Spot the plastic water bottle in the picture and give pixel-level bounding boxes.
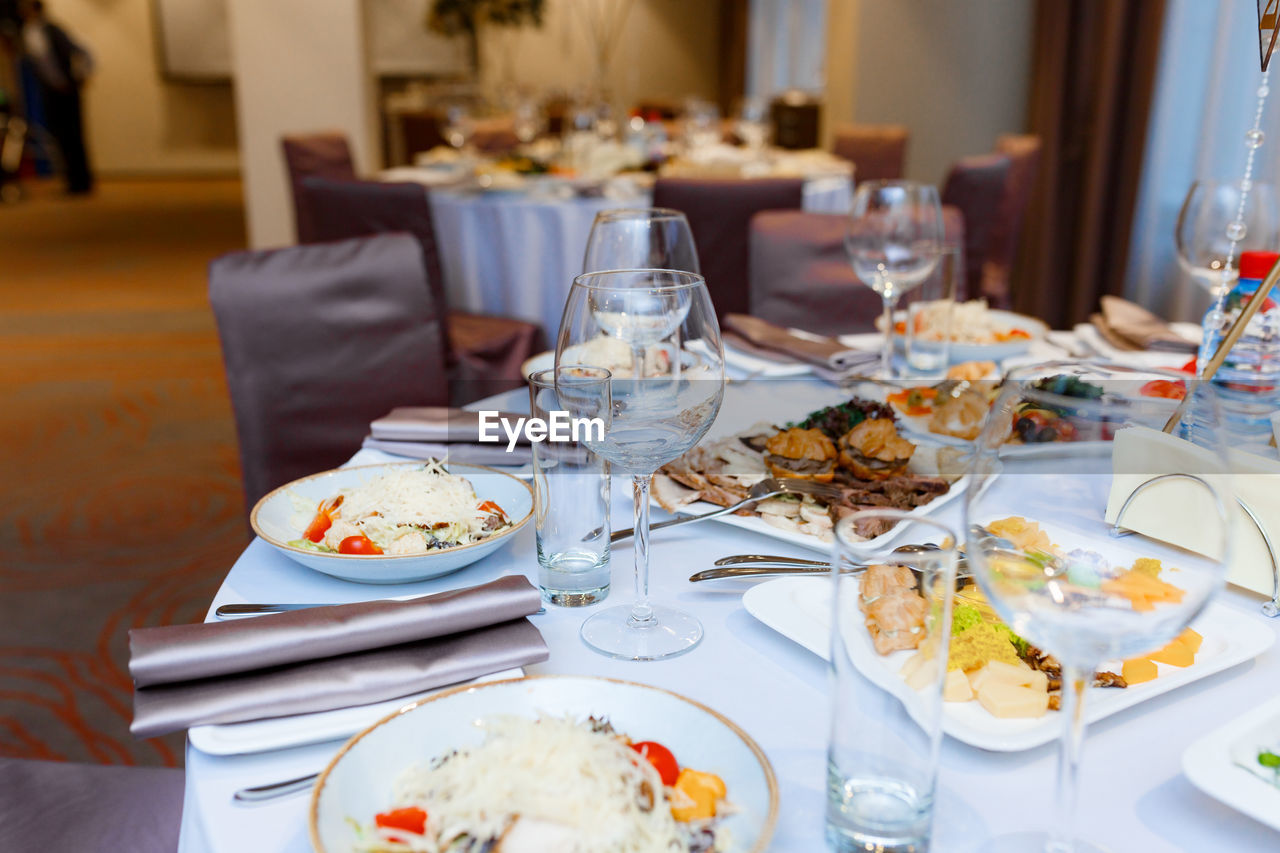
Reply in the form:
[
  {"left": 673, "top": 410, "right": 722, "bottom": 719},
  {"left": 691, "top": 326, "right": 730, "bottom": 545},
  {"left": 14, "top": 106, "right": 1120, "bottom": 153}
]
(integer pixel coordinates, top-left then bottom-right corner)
[{"left": 1198, "top": 250, "right": 1280, "bottom": 454}]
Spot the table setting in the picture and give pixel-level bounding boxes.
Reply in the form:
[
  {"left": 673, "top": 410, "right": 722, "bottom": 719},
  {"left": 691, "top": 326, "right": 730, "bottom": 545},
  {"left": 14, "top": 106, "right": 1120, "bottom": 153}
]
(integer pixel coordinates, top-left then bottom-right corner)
[{"left": 163, "top": 176, "right": 1280, "bottom": 853}]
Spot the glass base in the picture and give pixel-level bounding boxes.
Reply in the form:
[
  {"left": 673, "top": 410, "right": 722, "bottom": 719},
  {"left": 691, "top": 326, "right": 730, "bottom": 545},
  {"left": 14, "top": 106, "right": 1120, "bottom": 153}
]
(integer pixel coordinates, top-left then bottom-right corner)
[
  {"left": 579, "top": 603, "right": 703, "bottom": 661},
  {"left": 541, "top": 584, "right": 610, "bottom": 607},
  {"left": 977, "top": 832, "right": 1109, "bottom": 853}
]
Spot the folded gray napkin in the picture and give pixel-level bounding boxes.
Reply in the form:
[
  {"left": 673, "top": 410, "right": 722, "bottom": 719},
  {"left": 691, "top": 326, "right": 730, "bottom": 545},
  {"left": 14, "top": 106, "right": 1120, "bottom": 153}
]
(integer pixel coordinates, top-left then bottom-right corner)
[
  {"left": 129, "top": 575, "right": 547, "bottom": 738},
  {"left": 1097, "top": 296, "right": 1198, "bottom": 353},
  {"left": 722, "top": 314, "right": 876, "bottom": 371},
  {"left": 370, "top": 407, "right": 533, "bottom": 444}
]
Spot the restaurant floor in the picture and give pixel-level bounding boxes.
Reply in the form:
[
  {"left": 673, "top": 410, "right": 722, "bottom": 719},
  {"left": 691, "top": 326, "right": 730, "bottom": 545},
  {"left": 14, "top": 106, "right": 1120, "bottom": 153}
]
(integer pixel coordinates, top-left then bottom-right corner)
[{"left": 0, "top": 177, "right": 249, "bottom": 767}]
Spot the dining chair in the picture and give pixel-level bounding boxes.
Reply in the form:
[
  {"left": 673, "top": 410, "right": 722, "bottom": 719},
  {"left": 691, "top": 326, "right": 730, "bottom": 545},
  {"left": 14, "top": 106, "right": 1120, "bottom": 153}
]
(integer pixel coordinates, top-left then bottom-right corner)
[
  {"left": 0, "top": 758, "right": 184, "bottom": 853},
  {"left": 981, "top": 134, "right": 1043, "bottom": 308},
  {"left": 831, "top": 124, "right": 909, "bottom": 184},
  {"left": 748, "top": 208, "right": 968, "bottom": 337},
  {"left": 209, "top": 232, "right": 450, "bottom": 512},
  {"left": 296, "top": 176, "right": 548, "bottom": 404},
  {"left": 279, "top": 131, "right": 358, "bottom": 242},
  {"left": 940, "top": 152, "right": 1013, "bottom": 306},
  {"left": 652, "top": 177, "right": 805, "bottom": 320}
]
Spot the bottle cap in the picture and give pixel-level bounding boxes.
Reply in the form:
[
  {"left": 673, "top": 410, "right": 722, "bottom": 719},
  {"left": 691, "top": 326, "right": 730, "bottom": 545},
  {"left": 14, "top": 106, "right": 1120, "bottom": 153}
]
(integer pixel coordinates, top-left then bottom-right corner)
[{"left": 1238, "top": 251, "right": 1280, "bottom": 280}]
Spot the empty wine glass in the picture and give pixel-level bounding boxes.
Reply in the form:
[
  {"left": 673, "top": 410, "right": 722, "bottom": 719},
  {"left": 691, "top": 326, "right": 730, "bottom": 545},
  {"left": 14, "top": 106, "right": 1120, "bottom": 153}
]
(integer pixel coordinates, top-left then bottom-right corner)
[
  {"left": 443, "top": 103, "right": 475, "bottom": 152},
  {"left": 845, "top": 181, "right": 944, "bottom": 378},
  {"left": 1175, "top": 179, "right": 1279, "bottom": 297},
  {"left": 583, "top": 208, "right": 700, "bottom": 274},
  {"left": 555, "top": 269, "right": 725, "bottom": 660},
  {"left": 735, "top": 96, "right": 770, "bottom": 155},
  {"left": 964, "top": 362, "right": 1231, "bottom": 852}
]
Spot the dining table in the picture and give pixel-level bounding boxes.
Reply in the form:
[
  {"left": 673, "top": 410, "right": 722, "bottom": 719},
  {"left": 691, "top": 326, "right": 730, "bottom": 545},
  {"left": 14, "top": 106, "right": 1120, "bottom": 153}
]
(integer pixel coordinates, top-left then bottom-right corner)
[
  {"left": 176, "top": 333, "right": 1280, "bottom": 853},
  {"left": 380, "top": 168, "right": 853, "bottom": 337}
]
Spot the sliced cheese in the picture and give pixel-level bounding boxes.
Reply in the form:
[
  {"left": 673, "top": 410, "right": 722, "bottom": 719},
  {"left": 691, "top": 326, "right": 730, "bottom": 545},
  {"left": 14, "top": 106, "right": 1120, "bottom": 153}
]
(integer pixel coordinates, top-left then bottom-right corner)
[
  {"left": 943, "top": 668, "right": 974, "bottom": 702},
  {"left": 977, "top": 682, "right": 1050, "bottom": 719}
]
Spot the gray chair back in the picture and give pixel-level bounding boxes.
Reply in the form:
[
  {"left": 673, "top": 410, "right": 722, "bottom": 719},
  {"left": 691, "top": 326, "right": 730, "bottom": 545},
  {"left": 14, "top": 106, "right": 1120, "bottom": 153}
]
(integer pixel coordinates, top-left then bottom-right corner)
[
  {"left": 209, "top": 233, "right": 449, "bottom": 512},
  {"left": 280, "top": 131, "right": 357, "bottom": 242}
]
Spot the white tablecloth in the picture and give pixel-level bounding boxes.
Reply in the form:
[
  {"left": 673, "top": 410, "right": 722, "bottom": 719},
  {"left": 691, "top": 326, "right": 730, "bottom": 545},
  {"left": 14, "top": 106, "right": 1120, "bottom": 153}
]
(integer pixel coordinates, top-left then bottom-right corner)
[
  {"left": 423, "top": 176, "right": 852, "bottom": 337},
  {"left": 178, "top": 370, "right": 1280, "bottom": 853}
]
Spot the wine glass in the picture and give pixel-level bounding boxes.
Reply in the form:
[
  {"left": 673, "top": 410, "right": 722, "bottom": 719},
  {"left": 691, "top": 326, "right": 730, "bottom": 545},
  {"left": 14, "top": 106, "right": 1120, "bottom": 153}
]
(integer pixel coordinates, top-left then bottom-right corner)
[
  {"left": 1175, "top": 179, "right": 1279, "bottom": 297},
  {"left": 555, "top": 269, "right": 725, "bottom": 660},
  {"left": 964, "top": 363, "right": 1232, "bottom": 852},
  {"left": 583, "top": 208, "right": 700, "bottom": 274},
  {"left": 735, "top": 96, "right": 770, "bottom": 155},
  {"left": 845, "top": 181, "right": 944, "bottom": 378},
  {"left": 443, "top": 103, "right": 474, "bottom": 152}
]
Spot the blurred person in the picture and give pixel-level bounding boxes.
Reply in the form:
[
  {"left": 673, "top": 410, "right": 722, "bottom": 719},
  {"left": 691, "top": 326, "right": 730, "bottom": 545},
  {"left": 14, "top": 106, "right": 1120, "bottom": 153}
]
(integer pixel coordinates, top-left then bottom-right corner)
[{"left": 20, "top": 0, "right": 91, "bottom": 193}]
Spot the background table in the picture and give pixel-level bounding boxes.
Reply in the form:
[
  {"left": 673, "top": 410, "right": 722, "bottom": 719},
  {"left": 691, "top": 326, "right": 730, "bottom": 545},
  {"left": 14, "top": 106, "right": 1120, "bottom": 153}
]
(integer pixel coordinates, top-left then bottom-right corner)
[
  {"left": 178, "top": 368, "right": 1280, "bottom": 853},
  {"left": 418, "top": 175, "right": 852, "bottom": 336}
]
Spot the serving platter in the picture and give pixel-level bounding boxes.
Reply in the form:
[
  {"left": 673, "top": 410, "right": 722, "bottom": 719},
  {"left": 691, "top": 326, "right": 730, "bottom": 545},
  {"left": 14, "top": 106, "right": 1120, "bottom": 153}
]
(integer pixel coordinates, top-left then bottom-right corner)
[
  {"left": 744, "top": 576, "right": 1274, "bottom": 752},
  {"left": 1183, "top": 693, "right": 1280, "bottom": 833},
  {"left": 310, "top": 675, "right": 778, "bottom": 853},
  {"left": 251, "top": 462, "right": 533, "bottom": 584}
]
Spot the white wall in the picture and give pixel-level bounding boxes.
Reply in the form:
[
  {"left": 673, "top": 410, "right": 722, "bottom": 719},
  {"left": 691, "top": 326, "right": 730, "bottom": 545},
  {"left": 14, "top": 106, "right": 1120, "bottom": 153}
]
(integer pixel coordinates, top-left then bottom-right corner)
[
  {"left": 227, "top": 0, "right": 380, "bottom": 248},
  {"left": 42, "top": 0, "right": 239, "bottom": 175},
  {"left": 824, "top": 0, "right": 1034, "bottom": 185}
]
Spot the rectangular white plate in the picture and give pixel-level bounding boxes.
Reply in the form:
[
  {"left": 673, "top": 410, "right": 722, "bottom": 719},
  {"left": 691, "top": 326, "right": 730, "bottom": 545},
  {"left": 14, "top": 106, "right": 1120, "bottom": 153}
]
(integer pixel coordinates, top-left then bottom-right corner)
[
  {"left": 666, "top": 476, "right": 966, "bottom": 555},
  {"left": 1183, "top": 694, "right": 1280, "bottom": 832},
  {"left": 188, "top": 668, "right": 524, "bottom": 756},
  {"left": 743, "top": 576, "right": 1274, "bottom": 752}
]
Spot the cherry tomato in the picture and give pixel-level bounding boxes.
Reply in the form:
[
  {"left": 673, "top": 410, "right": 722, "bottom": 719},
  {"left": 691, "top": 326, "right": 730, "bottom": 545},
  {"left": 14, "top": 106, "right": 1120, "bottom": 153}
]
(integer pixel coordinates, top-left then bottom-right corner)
[
  {"left": 631, "top": 741, "right": 680, "bottom": 786},
  {"left": 1139, "top": 379, "right": 1186, "bottom": 400},
  {"left": 338, "top": 535, "right": 383, "bottom": 555},
  {"left": 375, "top": 807, "right": 426, "bottom": 835}
]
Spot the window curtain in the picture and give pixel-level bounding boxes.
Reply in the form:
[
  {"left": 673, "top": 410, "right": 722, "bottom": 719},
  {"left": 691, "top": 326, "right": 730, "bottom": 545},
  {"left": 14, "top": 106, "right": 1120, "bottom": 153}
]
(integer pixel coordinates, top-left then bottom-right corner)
[
  {"left": 1126, "top": 0, "right": 1278, "bottom": 322},
  {"left": 1014, "top": 0, "right": 1167, "bottom": 329}
]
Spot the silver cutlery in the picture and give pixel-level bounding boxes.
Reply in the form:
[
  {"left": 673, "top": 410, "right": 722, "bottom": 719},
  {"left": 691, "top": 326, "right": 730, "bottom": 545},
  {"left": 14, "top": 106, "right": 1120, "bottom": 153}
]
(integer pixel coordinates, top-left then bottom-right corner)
[
  {"left": 692, "top": 543, "right": 971, "bottom": 583},
  {"left": 608, "top": 477, "right": 844, "bottom": 543},
  {"left": 233, "top": 772, "right": 318, "bottom": 805}
]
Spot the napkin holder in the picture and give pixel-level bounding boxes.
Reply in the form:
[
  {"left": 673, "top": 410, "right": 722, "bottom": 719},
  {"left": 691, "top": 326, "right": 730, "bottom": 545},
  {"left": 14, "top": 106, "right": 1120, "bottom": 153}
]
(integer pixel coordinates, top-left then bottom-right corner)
[{"left": 1105, "top": 427, "right": 1280, "bottom": 618}]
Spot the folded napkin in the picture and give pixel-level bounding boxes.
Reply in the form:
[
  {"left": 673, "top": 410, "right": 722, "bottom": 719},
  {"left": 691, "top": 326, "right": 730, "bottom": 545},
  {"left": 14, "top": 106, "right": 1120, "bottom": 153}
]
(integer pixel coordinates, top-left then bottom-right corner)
[
  {"left": 370, "top": 407, "right": 532, "bottom": 444},
  {"left": 722, "top": 314, "right": 876, "bottom": 372},
  {"left": 1094, "top": 296, "right": 1198, "bottom": 353},
  {"left": 361, "top": 436, "right": 533, "bottom": 466},
  {"left": 130, "top": 575, "right": 547, "bottom": 738}
]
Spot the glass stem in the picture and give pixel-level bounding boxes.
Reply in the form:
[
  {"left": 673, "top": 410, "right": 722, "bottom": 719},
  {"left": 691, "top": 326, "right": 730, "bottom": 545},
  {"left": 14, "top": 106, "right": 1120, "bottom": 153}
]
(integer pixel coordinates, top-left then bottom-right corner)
[
  {"left": 880, "top": 290, "right": 895, "bottom": 379},
  {"left": 629, "top": 473, "right": 655, "bottom": 627},
  {"left": 1049, "top": 664, "right": 1089, "bottom": 853}
]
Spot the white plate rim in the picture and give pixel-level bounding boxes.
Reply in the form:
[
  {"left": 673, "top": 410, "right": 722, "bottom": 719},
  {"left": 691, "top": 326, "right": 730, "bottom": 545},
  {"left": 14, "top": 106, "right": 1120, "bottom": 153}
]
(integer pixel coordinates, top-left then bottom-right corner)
[
  {"left": 743, "top": 576, "right": 1275, "bottom": 752},
  {"left": 250, "top": 461, "right": 533, "bottom": 563},
  {"left": 1182, "top": 693, "right": 1280, "bottom": 832},
  {"left": 307, "top": 674, "right": 781, "bottom": 853}
]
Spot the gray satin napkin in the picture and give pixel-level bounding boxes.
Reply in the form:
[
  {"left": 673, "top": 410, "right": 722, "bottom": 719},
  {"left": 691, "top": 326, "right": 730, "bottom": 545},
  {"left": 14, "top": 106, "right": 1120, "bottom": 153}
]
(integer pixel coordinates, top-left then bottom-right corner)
[
  {"left": 131, "top": 619, "right": 546, "bottom": 738},
  {"left": 722, "top": 314, "right": 875, "bottom": 371},
  {"left": 128, "top": 575, "right": 547, "bottom": 737}
]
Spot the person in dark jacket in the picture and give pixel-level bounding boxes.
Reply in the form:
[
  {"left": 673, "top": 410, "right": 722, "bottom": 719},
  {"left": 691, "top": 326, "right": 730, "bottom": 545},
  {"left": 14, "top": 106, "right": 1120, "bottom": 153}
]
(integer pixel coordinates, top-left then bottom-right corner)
[{"left": 21, "top": 0, "right": 91, "bottom": 193}]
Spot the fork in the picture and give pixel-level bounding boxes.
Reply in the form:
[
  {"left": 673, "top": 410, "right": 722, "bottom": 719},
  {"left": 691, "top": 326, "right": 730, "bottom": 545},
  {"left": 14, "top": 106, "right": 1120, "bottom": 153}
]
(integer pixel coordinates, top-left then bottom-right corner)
[{"left": 609, "top": 477, "right": 844, "bottom": 543}]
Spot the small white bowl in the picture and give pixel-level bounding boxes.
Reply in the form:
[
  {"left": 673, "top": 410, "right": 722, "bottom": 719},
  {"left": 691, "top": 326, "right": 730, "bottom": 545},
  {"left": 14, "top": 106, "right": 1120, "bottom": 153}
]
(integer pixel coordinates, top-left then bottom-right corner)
[
  {"left": 250, "top": 462, "right": 533, "bottom": 584},
  {"left": 310, "top": 675, "right": 779, "bottom": 853}
]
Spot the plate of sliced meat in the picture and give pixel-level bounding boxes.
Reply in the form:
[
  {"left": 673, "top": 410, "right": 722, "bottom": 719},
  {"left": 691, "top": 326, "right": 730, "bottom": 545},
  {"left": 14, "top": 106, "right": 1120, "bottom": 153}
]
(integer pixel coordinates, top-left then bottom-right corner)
[{"left": 652, "top": 397, "right": 968, "bottom": 552}]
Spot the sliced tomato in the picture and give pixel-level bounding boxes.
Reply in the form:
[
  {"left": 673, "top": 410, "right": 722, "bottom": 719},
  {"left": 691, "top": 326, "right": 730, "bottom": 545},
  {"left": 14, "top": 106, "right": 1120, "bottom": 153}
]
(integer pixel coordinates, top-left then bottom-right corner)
[
  {"left": 1177, "top": 358, "right": 1198, "bottom": 374},
  {"left": 477, "top": 500, "right": 508, "bottom": 520},
  {"left": 338, "top": 535, "right": 383, "bottom": 555},
  {"left": 1139, "top": 379, "right": 1186, "bottom": 400},
  {"left": 375, "top": 806, "right": 426, "bottom": 835},
  {"left": 631, "top": 740, "right": 680, "bottom": 786},
  {"left": 995, "top": 328, "right": 1032, "bottom": 342},
  {"left": 303, "top": 511, "right": 332, "bottom": 543}
]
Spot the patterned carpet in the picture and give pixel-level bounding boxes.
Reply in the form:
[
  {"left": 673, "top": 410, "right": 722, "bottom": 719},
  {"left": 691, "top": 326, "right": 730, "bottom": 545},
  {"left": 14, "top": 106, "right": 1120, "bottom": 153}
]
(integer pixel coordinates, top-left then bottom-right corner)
[{"left": 0, "top": 179, "right": 250, "bottom": 766}]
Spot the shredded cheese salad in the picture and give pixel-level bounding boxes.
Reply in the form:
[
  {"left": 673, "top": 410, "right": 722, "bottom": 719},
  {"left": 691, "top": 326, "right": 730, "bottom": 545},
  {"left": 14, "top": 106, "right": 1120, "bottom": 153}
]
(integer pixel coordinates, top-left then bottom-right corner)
[
  {"left": 357, "top": 715, "right": 733, "bottom": 853},
  {"left": 288, "top": 462, "right": 511, "bottom": 556}
]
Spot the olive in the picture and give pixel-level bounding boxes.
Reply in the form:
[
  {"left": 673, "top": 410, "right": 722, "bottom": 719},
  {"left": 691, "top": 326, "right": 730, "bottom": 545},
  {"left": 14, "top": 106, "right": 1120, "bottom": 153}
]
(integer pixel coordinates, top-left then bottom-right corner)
[{"left": 1037, "top": 425, "right": 1059, "bottom": 443}]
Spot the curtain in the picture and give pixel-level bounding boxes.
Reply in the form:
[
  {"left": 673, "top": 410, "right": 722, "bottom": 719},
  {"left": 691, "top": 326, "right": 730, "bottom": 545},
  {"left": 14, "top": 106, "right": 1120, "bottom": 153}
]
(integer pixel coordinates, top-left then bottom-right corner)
[
  {"left": 1126, "top": 0, "right": 1278, "bottom": 322},
  {"left": 1014, "top": 0, "right": 1167, "bottom": 329}
]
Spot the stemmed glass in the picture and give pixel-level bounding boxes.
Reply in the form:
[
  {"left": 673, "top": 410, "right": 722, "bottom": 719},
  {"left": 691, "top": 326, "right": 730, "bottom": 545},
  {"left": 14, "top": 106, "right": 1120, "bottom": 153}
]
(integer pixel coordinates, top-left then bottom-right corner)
[
  {"left": 845, "top": 181, "right": 944, "bottom": 378},
  {"left": 1175, "top": 179, "right": 1279, "bottom": 297},
  {"left": 443, "top": 103, "right": 475, "bottom": 153},
  {"left": 555, "top": 269, "right": 725, "bottom": 660},
  {"left": 583, "top": 208, "right": 700, "bottom": 274},
  {"left": 964, "top": 363, "right": 1232, "bottom": 852}
]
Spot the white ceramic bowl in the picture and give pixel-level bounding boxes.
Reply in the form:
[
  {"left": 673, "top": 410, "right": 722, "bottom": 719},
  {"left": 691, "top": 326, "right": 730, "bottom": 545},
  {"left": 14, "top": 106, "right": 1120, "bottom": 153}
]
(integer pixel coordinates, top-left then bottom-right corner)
[
  {"left": 310, "top": 676, "right": 779, "bottom": 853},
  {"left": 250, "top": 462, "right": 533, "bottom": 584}
]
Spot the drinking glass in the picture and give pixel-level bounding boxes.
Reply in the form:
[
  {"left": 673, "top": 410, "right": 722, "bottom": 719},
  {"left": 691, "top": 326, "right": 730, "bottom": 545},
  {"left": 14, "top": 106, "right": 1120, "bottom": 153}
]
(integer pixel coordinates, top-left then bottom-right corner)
[
  {"left": 1175, "top": 179, "right": 1279, "bottom": 297},
  {"left": 846, "top": 181, "right": 944, "bottom": 379},
  {"left": 826, "top": 511, "right": 957, "bottom": 853},
  {"left": 735, "top": 95, "right": 770, "bottom": 155},
  {"left": 964, "top": 362, "right": 1232, "bottom": 853},
  {"left": 528, "top": 367, "right": 612, "bottom": 606},
  {"left": 555, "top": 269, "right": 725, "bottom": 660},
  {"left": 443, "top": 103, "right": 474, "bottom": 152},
  {"left": 513, "top": 97, "right": 544, "bottom": 145},
  {"left": 582, "top": 208, "right": 700, "bottom": 274},
  {"left": 900, "top": 244, "right": 962, "bottom": 377}
]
